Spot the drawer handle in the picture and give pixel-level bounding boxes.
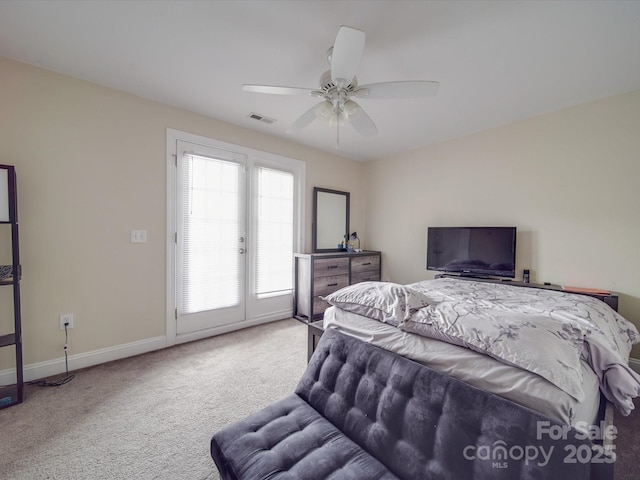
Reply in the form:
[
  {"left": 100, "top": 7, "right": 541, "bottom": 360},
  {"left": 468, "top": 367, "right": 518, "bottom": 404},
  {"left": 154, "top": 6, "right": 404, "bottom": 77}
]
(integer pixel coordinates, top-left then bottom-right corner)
[
  {"left": 327, "top": 283, "right": 338, "bottom": 287},
  {"left": 361, "top": 262, "right": 371, "bottom": 266},
  {"left": 327, "top": 265, "right": 338, "bottom": 269}
]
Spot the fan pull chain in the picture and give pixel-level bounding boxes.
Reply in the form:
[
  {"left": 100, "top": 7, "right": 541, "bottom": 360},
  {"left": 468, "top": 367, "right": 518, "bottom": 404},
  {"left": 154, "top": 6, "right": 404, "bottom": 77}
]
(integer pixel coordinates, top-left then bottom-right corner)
[{"left": 335, "top": 111, "right": 340, "bottom": 149}]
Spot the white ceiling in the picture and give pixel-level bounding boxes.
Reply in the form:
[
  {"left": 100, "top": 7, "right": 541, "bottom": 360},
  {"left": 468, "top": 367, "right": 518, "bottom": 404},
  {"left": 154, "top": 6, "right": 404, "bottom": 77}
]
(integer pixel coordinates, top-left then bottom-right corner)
[{"left": 1, "top": 1, "right": 640, "bottom": 161}]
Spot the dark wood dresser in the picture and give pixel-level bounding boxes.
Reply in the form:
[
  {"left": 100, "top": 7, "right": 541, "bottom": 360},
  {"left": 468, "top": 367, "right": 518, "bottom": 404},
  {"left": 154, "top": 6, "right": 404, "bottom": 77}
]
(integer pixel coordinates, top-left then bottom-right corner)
[{"left": 294, "top": 251, "right": 381, "bottom": 322}]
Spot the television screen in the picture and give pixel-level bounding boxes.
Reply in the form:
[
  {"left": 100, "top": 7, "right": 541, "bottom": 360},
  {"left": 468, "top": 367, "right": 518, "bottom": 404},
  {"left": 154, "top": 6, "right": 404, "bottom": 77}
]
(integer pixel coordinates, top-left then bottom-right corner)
[{"left": 427, "top": 227, "right": 516, "bottom": 278}]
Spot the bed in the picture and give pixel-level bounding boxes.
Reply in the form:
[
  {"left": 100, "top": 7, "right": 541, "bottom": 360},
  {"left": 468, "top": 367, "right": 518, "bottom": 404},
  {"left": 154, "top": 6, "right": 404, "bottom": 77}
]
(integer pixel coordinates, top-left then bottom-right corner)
[{"left": 322, "top": 277, "right": 640, "bottom": 430}]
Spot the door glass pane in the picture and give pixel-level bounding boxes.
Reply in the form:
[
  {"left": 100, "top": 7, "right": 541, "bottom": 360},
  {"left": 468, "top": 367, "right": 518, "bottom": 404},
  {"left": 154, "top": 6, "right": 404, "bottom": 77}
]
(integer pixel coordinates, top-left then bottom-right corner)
[
  {"left": 182, "top": 154, "right": 242, "bottom": 313},
  {"left": 255, "top": 167, "right": 294, "bottom": 296}
]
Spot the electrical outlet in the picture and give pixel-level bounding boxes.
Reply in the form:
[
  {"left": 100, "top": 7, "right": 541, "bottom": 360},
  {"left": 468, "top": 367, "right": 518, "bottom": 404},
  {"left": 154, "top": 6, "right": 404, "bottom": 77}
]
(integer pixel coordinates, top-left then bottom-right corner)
[{"left": 60, "top": 313, "right": 74, "bottom": 330}]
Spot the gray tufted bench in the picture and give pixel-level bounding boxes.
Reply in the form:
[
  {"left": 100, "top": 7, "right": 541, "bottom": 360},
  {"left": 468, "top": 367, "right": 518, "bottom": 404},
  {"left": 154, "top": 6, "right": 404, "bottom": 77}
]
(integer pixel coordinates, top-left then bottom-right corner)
[{"left": 211, "top": 328, "right": 596, "bottom": 479}]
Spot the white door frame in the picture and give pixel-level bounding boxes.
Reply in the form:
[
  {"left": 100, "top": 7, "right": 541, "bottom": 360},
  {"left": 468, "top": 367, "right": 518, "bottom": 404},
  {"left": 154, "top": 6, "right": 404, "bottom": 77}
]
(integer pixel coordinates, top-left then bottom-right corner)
[{"left": 166, "top": 129, "right": 305, "bottom": 346}]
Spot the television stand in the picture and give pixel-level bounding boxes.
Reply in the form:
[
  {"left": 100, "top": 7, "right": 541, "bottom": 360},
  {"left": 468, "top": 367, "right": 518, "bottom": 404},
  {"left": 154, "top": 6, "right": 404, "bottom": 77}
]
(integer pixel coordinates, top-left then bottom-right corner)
[
  {"left": 458, "top": 273, "right": 491, "bottom": 280},
  {"left": 434, "top": 273, "right": 619, "bottom": 312}
]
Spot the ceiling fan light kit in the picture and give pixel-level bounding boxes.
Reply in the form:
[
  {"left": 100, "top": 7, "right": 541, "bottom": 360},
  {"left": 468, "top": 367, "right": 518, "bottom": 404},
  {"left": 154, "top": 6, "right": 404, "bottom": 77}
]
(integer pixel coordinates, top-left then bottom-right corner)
[
  {"left": 314, "top": 100, "right": 334, "bottom": 122},
  {"left": 242, "top": 25, "right": 439, "bottom": 147}
]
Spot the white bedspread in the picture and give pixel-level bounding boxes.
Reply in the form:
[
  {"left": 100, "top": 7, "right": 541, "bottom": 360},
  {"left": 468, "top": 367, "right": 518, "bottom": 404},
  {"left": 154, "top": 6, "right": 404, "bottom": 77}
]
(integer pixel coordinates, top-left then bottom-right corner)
[
  {"left": 403, "top": 278, "right": 640, "bottom": 415},
  {"left": 322, "top": 278, "right": 640, "bottom": 424},
  {"left": 324, "top": 305, "right": 601, "bottom": 426}
]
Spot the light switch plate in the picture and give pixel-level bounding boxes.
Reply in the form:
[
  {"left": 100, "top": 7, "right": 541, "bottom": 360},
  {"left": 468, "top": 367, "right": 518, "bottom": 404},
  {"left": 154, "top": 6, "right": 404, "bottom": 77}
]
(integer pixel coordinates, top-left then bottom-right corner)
[{"left": 130, "top": 230, "right": 147, "bottom": 243}]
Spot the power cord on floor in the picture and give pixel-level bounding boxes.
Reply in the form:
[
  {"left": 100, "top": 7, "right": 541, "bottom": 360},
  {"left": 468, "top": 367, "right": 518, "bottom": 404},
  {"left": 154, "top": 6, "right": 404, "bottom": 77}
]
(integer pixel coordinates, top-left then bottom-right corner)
[{"left": 28, "top": 321, "right": 75, "bottom": 387}]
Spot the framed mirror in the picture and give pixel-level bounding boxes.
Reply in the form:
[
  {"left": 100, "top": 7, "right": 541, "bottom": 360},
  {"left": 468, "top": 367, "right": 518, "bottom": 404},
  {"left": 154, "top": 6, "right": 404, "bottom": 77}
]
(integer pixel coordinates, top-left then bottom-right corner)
[{"left": 312, "top": 187, "right": 350, "bottom": 252}]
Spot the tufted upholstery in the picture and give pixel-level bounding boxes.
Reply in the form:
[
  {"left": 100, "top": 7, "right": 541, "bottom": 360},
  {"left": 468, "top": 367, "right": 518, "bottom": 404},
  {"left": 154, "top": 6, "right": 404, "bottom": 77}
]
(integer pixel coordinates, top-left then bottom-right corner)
[
  {"left": 211, "top": 328, "right": 593, "bottom": 479},
  {"left": 211, "top": 394, "right": 397, "bottom": 479}
]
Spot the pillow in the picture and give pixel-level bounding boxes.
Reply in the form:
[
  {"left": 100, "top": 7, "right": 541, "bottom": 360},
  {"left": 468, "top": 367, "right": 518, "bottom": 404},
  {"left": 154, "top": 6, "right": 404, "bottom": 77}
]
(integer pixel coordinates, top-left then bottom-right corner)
[{"left": 323, "top": 281, "right": 431, "bottom": 326}]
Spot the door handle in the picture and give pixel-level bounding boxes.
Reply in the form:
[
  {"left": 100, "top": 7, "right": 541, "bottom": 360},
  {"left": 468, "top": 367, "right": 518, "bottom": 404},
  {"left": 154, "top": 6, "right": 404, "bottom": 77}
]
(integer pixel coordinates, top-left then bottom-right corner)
[{"left": 239, "top": 248, "right": 245, "bottom": 254}]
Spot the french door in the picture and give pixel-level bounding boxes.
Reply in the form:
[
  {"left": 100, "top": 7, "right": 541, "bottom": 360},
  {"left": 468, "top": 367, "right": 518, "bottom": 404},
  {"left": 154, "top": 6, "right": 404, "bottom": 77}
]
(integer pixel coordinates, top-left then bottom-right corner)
[
  {"left": 176, "top": 141, "right": 247, "bottom": 334},
  {"left": 167, "top": 130, "right": 304, "bottom": 344}
]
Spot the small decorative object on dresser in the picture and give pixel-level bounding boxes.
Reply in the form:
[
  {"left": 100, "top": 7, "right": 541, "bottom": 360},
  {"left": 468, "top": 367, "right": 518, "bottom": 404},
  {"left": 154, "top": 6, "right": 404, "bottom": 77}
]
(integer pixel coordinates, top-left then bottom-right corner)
[{"left": 293, "top": 251, "right": 381, "bottom": 322}]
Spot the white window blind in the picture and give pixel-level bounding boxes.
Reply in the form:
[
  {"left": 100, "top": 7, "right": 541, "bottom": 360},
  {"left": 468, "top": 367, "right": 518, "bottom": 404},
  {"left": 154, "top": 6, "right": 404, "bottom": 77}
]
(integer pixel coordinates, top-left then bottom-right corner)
[
  {"left": 181, "top": 154, "right": 242, "bottom": 314},
  {"left": 255, "top": 167, "right": 294, "bottom": 296}
]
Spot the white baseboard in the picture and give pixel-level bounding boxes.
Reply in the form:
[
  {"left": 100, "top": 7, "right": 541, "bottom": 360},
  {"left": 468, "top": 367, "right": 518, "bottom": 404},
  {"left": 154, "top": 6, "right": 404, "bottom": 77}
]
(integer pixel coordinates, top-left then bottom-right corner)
[
  {"left": 174, "top": 312, "right": 291, "bottom": 345},
  {"left": 0, "top": 313, "right": 292, "bottom": 385},
  {"left": 0, "top": 335, "right": 167, "bottom": 384},
  {"left": 4, "top": 327, "right": 637, "bottom": 386},
  {"left": 629, "top": 357, "right": 640, "bottom": 374}
]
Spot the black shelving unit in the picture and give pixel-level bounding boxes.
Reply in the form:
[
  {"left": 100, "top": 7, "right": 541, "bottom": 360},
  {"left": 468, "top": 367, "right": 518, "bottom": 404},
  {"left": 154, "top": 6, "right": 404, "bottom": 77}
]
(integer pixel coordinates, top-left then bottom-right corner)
[{"left": 0, "top": 164, "right": 23, "bottom": 409}]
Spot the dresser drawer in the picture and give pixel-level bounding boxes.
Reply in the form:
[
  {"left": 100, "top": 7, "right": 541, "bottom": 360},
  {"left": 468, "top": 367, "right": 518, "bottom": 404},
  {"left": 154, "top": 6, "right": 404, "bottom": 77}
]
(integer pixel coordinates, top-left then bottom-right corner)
[
  {"left": 351, "top": 271, "right": 381, "bottom": 284},
  {"left": 312, "top": 296, "right": 331, "bottom": 317},
  {"left": 294, "top": 252, "right": 382, "bottom": 323},
  {"left": 351, "top": 255, "right": 380, "bottom": 274},
  {"left": 313, "top": 274, "right": 349, "bottom": 296},
  {"left": 313, "top": 257, "right": 349, "bottom": 278}
]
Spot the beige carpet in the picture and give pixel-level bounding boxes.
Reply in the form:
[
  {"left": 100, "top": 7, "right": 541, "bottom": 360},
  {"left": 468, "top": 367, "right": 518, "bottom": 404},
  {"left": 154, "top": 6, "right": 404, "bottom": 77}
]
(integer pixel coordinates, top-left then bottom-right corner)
[
  {"left": 0, "top": 318, "right": 307, "bottom": 480},
  {"left": 2, "top": 317, "right": 637, "bottom": 480},
  {"left": 612, "top": 397, "right": 640, "bottom": 480}
]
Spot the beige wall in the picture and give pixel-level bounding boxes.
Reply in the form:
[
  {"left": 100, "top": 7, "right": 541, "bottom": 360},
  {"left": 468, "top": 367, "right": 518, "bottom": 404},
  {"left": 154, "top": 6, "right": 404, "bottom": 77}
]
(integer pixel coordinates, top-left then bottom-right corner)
[
  {"left": 2, "top": 53, "right": 638, "bottom": 373},
  {"left": 364, "top": 89, "right": 640, "bottom": 358},
  {"left": 0, "top": 56, "right": 366, "bottom": 370}
]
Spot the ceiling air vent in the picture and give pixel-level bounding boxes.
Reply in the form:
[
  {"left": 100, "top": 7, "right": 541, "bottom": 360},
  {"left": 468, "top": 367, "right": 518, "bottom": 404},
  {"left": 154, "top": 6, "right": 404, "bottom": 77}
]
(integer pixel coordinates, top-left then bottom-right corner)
[{"left": 247, "top": 112, "right": 276, "bottom": 124}]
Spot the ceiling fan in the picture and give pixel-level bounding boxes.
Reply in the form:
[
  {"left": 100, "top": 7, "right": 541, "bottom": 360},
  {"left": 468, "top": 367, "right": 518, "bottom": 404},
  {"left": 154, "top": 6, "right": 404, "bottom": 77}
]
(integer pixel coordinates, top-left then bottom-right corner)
[{"left": 242, "top": 25, "right": 439, "bottom": 146}]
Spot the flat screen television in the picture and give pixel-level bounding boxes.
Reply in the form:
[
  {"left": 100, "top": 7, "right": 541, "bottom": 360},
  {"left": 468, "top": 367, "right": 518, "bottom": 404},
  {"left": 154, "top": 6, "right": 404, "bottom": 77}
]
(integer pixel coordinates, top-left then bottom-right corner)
[{"left": 427, "top": 226, "right": 516, "bottom": 278}]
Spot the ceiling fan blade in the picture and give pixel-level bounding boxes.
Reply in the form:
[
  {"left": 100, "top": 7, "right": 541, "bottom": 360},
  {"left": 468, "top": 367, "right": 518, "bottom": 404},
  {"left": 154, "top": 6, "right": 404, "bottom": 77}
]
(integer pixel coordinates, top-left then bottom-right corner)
[
  {"left": 345, "top": 101, "right": 377, "bottom": 137},
  {"left": 353, "top": 81, "right": 439, "bottom": 99},
  {"left": 286, "top": 103, "right": 322, "bottom": 134},
  {"left": 242, "top": 84, "right": 319, "bottom": 96},
  {"left": 331, "top": 26, "right": 366, "bottom": 88}
]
